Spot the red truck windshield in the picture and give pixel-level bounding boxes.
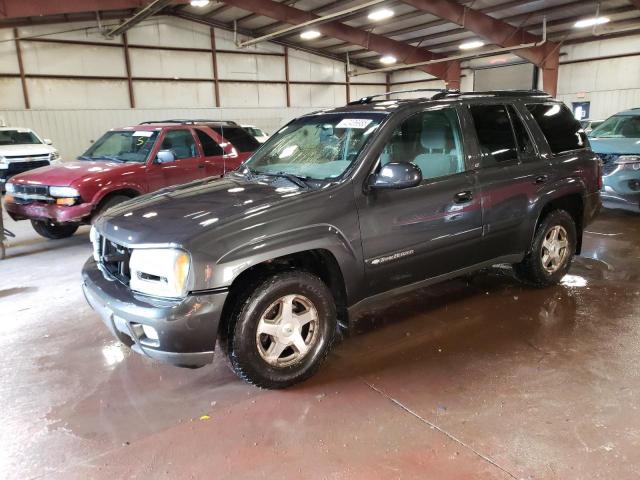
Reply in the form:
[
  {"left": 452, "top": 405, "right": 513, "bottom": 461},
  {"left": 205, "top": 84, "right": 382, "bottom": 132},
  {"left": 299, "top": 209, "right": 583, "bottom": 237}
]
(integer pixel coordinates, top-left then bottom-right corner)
[{"left": 81, "top": 130, "right": 159, "bottom": 163}]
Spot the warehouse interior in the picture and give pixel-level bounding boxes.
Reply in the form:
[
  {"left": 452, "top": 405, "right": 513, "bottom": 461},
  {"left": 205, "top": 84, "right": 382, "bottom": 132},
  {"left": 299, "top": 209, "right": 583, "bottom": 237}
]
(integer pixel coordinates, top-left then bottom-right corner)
[{"left": 1, "top": 0, "right": 640, "bottom": 478}]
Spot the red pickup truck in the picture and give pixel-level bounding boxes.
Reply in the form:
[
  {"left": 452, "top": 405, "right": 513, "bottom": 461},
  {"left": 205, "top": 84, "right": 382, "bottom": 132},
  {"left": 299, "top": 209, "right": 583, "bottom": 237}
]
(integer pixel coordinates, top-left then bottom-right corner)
[{"left": 4, "top": 120, "right": 258, "bottom": 238}]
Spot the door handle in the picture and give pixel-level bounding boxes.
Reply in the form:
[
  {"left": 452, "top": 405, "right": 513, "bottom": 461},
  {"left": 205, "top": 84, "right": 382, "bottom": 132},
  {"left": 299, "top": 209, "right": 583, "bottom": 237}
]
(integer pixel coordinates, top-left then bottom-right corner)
[
  {"left": 198, "top": 163, "right": 206, "bottom": 169},
  {"left": 534, "top": 175, "right": 548, "bottom": 184},
  {"left": 453, "top": 190, "right": 473, "bottom": 204}
]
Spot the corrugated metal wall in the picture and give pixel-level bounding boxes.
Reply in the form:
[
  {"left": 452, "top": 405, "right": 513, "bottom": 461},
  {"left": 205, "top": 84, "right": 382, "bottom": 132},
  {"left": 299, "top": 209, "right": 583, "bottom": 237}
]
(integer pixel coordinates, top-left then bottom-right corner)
[{"left": 556, "top": 34, "right": 640, "bottom": 120}]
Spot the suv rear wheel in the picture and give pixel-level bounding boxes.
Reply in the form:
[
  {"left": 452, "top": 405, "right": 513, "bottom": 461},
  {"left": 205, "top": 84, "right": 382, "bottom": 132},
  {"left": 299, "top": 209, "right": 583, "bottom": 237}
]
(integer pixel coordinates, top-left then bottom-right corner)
[
  {"left": 31, "top": 220, "right": 78, "bottom": 239},
  {"left": 226, "top": 271, "right": 337, "bottom": 389},
  {"left": 514, "top": 209, "right": 576, "bottom": 286}
]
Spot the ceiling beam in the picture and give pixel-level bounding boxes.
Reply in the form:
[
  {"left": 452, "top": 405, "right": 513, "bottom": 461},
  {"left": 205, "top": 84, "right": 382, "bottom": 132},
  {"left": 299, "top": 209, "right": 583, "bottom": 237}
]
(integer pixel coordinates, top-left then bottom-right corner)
[
  {"left": 171, "top": 10, "right": 380, "bottom": 71},
  {"left": 216, "top": 0, "right": 461, "bottom": 86},
  {"left": 0, "top": 0, "right": 188, "bottom": 21},
  {"left": 328, "top": 0, "right": 533, "bottom": 53},
  {"left": 400, "top": 0, "right": 557, "bottom": 66},
  {"left": 399, "top": 0, "right": 562, "bottom": 95}
]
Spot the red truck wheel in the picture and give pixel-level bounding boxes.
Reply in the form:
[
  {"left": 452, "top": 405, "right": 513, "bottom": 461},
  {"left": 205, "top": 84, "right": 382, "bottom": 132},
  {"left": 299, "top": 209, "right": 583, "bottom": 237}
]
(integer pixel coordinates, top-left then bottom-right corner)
[{"left": 31, "top": 220, "right": 78, "bottom": 239}]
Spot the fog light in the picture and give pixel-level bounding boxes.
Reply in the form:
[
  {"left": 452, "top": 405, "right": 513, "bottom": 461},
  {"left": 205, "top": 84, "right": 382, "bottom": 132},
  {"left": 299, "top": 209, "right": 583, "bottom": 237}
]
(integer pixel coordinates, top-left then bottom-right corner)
[{"left": 142, "top": 324, "right": 159, "bottom": 340}]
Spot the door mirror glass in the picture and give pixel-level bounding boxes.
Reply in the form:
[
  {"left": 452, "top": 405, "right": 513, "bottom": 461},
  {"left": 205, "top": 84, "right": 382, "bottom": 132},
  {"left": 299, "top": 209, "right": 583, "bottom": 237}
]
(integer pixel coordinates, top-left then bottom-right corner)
[
  {"left": 369, "top": 162, "right": 422, "bottom": 189},
  {"left": 156, "top": 149, "right": 176, "bottom": 164}
]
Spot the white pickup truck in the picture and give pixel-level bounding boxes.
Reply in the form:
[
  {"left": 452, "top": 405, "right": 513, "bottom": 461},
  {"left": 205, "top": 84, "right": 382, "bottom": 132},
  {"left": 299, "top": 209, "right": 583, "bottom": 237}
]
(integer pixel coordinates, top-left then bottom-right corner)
[{"left": 0, "top": 127, "right": 61, "bottom": 192}]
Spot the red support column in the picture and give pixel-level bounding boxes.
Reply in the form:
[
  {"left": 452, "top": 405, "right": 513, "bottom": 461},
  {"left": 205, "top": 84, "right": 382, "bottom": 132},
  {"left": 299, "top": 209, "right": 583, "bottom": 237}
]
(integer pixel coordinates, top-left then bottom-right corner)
[
  {"left": 210, "top": 27, "right": 221, "bottom": 107},
  {"left": 13, "top": 28, "right": 30, "bottom": 109},
  {"left": 122, "top": 32, "right": 135, "bottom": 108},
  {"left": 284, "top": 46, "right": 291, "bottom": 107},
  {"left": 541, "top": 47, "right": 560, "bottom": 97}
]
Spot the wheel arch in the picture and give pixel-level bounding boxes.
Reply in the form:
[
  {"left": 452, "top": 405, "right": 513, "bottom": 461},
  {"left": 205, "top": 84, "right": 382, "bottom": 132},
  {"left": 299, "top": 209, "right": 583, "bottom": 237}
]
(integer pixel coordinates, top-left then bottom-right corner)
[{"left": 531, "top": 190, "right": 585, "bottom": 254}]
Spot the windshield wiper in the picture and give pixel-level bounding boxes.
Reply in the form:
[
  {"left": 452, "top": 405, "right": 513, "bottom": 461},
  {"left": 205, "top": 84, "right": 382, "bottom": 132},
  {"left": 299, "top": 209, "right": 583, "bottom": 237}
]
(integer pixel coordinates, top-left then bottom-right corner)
[
  {"left": 89, "top": 155, "right": 125, "bottom": 163},
  {"left": 266, "top": 171, "right": 310, "bottom": 189},
  {"left": 78, "top": 155, "right": 92, "bottom": 161}
]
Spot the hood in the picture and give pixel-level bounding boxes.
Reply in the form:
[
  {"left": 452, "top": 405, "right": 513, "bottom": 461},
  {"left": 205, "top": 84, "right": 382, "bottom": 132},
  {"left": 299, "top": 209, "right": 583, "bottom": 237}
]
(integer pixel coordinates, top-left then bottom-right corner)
[
  {"left": 97, "top": 175, "right": 314, "bottom": 246},
  {"left": 9, "top": 160, "right": 139, "bottom": 188},
  {"left": 0, "top": 143, "right": 55, "bottom": 157},
  {"left": 589, "top": 137, "right": 640, "bottom": 155}
]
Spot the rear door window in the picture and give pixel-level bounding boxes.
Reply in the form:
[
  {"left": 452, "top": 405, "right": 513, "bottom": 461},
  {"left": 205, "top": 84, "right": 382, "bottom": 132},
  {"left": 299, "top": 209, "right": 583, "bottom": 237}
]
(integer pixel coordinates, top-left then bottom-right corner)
[
  {"left": 469, "top": 104, "right": 518, "bottom": 166},
  {"left": 209, "top": 126, "right": 260, "bottom": 153},
  {"left": 526, "top": 103, "right": 587, "bottom": 154},
  {"left": 195, "top": 129, "right": 224, "bottom": 156}
]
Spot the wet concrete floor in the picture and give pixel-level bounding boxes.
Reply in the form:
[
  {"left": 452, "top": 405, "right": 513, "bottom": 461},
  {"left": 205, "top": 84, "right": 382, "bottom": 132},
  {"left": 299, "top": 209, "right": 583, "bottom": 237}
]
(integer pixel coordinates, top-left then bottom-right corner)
[{"left": 1, "top": 208, "right": 639, "bottom": 479}]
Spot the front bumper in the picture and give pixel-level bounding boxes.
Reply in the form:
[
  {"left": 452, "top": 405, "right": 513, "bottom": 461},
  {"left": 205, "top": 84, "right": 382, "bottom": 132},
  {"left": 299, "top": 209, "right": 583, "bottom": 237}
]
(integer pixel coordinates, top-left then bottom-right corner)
[
  {"left": 5, "top": 198, "right": 93, "bottom": 223},
  {"left": 82, "top": 258, "right": 228, "bottom": 368},
  {"left": 601, "top": 170, "right": 640, "bottom": 213}
]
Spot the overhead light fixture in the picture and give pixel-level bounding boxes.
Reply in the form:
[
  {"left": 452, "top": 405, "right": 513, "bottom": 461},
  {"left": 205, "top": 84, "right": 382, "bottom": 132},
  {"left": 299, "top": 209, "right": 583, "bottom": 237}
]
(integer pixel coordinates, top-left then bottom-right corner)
[
  {"left": 459, "top": 40, "right": 485, "bottom": 50},
  {"left": 300, "top": 30, "right": 322, "bottom": 40},
  {"left": 574, "top": 16, "right": 610, "bottom": 28},
  {"left": 190, "top": 0, "right": 210, "bottom": 6},
  {"left": 380, "top": 55, "right": 397, "bottom": 65},
  {"left": 368, "top": 8, "right": 394, "bottom": 21}
]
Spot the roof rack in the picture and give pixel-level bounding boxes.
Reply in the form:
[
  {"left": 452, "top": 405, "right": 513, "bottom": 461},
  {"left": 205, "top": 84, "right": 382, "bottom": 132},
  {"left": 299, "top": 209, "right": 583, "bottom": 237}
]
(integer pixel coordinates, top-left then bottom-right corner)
[
  {"left": 139, "top": 119, "right": 239, "bottom": 125},
  {"left": 348, "top": 88, "right": 550, "bottom": 104}
]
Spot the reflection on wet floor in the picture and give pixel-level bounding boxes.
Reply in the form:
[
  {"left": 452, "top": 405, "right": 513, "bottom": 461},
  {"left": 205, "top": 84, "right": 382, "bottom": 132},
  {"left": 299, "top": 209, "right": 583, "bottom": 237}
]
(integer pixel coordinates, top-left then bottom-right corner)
[{"left": 1, "top": 209, "right": 640, "bottom": 479}]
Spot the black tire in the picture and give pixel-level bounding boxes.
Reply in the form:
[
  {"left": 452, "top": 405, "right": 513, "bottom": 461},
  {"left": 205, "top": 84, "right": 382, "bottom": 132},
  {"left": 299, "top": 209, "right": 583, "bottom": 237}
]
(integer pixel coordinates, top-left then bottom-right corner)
[
  {"left": 92, "top": 195, "right": 131, "bottom": 224},
  {"left": 226, "top": 271, "right": 337, "bottom": 389},
  {"left": 514, "top": 209, "right": 577, "bottom": 287},
  {"left": 31, "top": 219, "right": 78, "bottom": 239}
]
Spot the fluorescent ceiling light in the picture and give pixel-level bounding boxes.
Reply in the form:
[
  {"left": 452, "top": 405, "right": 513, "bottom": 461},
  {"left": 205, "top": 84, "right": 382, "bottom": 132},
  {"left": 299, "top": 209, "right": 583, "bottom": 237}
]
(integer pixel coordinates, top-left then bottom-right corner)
[
  {"left": 368, "top": 8, "right": 394, "bottom": 21},
  {"left": 380, "top": 55, "right": 397, "bottom": 65},
  {"left": 574, "top": 17, "right": 610, "bottom": 28},
  {"left": 459, "top": 40, "right": 485, "bottom": 50},
  {"left": 300, "top": 30, "right": 322, "bottom": 40},
  {"left": 190, "top": 0, "right": 210, "bottom": 7}
]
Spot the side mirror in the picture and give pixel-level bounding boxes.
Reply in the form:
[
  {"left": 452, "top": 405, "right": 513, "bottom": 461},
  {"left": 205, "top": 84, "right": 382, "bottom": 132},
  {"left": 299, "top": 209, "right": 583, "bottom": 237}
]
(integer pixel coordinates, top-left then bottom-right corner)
[
  {"left": 368, "top": 162, "right": 422, "bottom": 190},
  {"left": 156, "top": 149, "right": 176, "bottom": 164},
  {"left": 43, "top": 138, "right": 53, "bottom": 145}
]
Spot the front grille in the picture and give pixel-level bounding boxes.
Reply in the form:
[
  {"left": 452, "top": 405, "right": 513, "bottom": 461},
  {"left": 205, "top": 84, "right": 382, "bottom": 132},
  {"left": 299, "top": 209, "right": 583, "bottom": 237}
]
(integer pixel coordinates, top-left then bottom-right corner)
[
  {"left": 13, "top": 184, "right": 49, "bottom": 196},
  {"left": 6, "top": 160, "right": 50, "bottom": 175},
  {"left": 599, "top": 154, "right": 620, "bottom": 176},
  {"left": 95, "top": 232, "right": 132, "bottom": 284}
]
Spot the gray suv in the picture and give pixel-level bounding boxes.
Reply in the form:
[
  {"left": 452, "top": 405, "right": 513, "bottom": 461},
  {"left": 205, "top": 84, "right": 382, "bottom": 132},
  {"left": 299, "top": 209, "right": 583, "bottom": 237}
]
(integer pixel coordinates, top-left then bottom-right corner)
[{"left": 83, "top": 89, "right": 601, "bottom": 389}]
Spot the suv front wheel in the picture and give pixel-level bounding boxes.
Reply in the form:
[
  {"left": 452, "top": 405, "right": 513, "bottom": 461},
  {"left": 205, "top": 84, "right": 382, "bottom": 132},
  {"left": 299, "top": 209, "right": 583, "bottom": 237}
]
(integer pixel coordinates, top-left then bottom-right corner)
[
  {"left": 514, "top": 209, "right": 577, "bottom": 286},
  {"left": 226, "top": 271, "right": 337, "bottom": 389}
]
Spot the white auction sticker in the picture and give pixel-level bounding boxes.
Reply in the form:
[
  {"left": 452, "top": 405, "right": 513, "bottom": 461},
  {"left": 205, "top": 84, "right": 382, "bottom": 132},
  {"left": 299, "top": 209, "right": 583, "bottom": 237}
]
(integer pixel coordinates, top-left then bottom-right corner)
[
  {"left": 133, "top": 131, "right": 153, "bottom": 137},
  {"left": 336, "top": 118, "right": 373, "bottom": 129}
]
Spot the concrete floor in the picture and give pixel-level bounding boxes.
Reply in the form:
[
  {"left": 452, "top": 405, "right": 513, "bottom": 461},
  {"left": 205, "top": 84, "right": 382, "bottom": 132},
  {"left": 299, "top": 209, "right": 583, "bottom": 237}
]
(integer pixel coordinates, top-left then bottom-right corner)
[{"left": 1, "top": 208, "right": 639, "bottom": 480}]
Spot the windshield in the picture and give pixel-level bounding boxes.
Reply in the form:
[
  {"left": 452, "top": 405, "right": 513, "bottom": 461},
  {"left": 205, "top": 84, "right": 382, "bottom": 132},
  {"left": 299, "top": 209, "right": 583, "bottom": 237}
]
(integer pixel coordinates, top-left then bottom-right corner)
[
  {"left": 243, "top": 113, "right": 385, "bottom": 180},
  {"left": 590, "top": 114, "right": 640, "bottom": 138},
  {"left": 0, "top": 129, "right": 41, "bottom": 145},
  {"left": 81, "top": 130, "right": 159, "bottom": 162}
]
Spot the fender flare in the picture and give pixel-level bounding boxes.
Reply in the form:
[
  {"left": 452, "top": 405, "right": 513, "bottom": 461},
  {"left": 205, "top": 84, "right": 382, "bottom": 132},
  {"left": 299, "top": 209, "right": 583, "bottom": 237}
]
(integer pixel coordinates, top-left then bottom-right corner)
[{"left": 196, "top": 224, "right": 363, "bottom": 302}]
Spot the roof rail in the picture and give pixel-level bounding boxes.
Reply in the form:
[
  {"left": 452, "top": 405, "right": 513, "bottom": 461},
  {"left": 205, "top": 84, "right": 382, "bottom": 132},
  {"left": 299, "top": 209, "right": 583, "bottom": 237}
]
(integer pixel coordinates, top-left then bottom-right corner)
[
  {"left": 139, "top": 119, "right": 239, "bottom": 125},
  {"left": 349, "top": 88, "right": 551, "bottom": 104},
  {"left": 348, "top": 88, "right": 449, "bottom": 105}
]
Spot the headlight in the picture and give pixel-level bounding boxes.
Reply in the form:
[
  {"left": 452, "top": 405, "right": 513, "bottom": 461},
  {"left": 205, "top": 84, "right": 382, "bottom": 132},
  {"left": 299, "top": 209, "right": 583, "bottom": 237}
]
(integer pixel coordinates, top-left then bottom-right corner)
[
  {"left": 5, "top": 182, "right": 15, "bottom": 193},
  {"left": 49, "top": 186, "right": 79, "bottom": 197},
  {"left": 129, "top": 248, "right": 191, "bottom": 298},
  {"left": 49, "top": 151, "right": 61, "bottom": 164},
  {"left": 615, "top": 155, "right": 640, "bottom": 171},
  {"left": 89, "top": 226, "right": 100, "bottom": 261}
]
